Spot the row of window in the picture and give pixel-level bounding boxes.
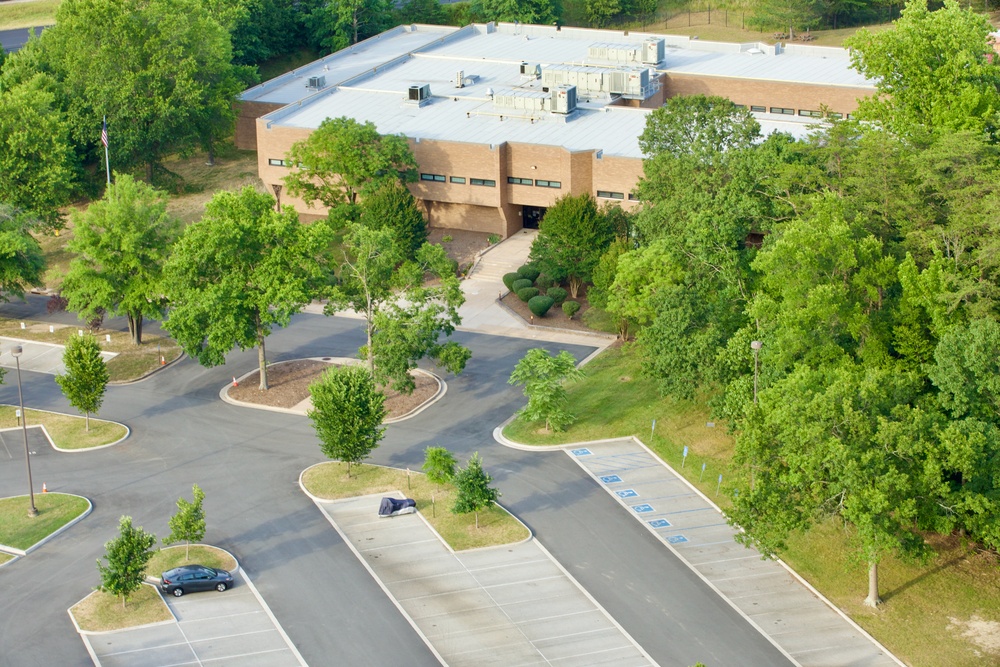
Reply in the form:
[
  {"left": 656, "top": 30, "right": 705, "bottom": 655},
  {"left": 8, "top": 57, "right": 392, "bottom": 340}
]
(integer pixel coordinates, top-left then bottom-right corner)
[
  {"left": 736, "top": 104, "right": 847, "bottom": 120},
  {"left": 508, "top": 176, "right": 562, "bottom": 189},
  {"left": 597, "top": 190, "right": 640, "bottom": 201},
  {"left": 421, "top": 172, "right": 497, "bottom": 187}
]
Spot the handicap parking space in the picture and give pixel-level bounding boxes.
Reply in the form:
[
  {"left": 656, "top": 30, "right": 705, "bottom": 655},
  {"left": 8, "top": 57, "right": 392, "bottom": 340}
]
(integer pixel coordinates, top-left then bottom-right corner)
[{"left": 81, "top": 571, "right": 304, "bottom": 667}]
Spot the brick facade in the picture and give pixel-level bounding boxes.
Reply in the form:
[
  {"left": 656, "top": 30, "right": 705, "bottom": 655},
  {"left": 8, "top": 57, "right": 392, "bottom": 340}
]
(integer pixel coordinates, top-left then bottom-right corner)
[{"left": 662, "top": 74, "right": 870, "bottom": 116}]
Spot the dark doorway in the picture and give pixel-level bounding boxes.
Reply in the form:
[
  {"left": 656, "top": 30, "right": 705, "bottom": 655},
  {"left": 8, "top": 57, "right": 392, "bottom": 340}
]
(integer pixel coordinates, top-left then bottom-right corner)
[{"left": 523, "top": 205, "right": 546, "bottom": 229}]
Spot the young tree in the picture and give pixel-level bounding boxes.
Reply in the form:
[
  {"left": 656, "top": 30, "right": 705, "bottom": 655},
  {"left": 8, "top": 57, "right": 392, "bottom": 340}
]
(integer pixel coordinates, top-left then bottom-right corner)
[
  {"left": 97, "top": 516, "right": 157, "bottom": 609},
  {"left": 529, "top": 194, "right": 616, "bottom": 298},
  {"left": 61, "top": 174, "right": 178, "bottom": 346},
  {"left": 308, "top": 365, "right": 387, "bottom": 476},
  {"left": 55, "top": 335, "right": 109, "bottom": 431},
  {"left": 163, "top": 187, "right": 331, "bottom": 390},
  {"left": 452, "top": 452, "right": 500, "bottom": 529},
  {"left": 423, "top": 446, "right": 457, "bottom": 485},
  {"left": 163, "top": 484, "right": 206, "bottom": 561},
  {"left": 508, "top": 349, "right": 583, "bottom": 432},
  {"left": 284, "top": 116, "right": 417, "bottom": 209}
]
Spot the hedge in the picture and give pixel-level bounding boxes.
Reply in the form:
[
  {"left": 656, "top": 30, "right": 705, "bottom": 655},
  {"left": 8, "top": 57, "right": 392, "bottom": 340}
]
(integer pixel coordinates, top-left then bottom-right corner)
[
  {"left": 517, "top": 287, "right": 540, "bottom": 302},
  {"left": 528, "top": 295, "right": 555, "bottom": 317},
  {"left": 562, "top": 300, "right": 581, "bottom": 319}
]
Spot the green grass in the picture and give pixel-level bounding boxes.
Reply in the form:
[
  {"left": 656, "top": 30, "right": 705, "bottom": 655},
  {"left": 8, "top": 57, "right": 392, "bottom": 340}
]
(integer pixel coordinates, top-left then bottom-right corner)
[
  {"left": 70, "top": 584, "right": 172, "bottom": 632},
  {"left": 145, "top": 545, "right": 237, "bottom": 579},
  {"left": 302, "top": 462, "right": 529, "bottom": 551},
  {"left": 649, "top": 11, "right": 893, "bottom": 47},
  {"left": 257, "top": 48, "right": 322, "bottom": 82},
  {"left": 0, "top": 493, "right": 89, "bottom": 550},
  {"left": 503, "top": 342, "right": 1000, "bottom": 667},
  {"left": 0, "top": 405, "right": 126, "bottom": 450},
  {"left": 0, "top": 552, "right": 13, "bottom": 565},
  {"left": 0, "top": 0, "right": 59, "bottom": 30}
]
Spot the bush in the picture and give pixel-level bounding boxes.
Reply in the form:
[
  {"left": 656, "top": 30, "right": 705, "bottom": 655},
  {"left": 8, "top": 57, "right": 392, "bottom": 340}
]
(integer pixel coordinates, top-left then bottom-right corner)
[
  {"left": 562, "top": 300, "right": 581, "bottom": 319},
  {"left": 535, "top": 273, "right": 554, "bottom": 291},
  {"left": 502, "top": 272, "right": 522, "bottom": 290},
  {"left": 488, "top": 234, "right": 501, "bottom": 245},
  {"left": 512, "top": 278, "right": 534, "bottom": 292},
  {"left": 517, "top": 264, "right": 541, "bottom": 282},
  {"left": 528, "top": 295, "right": 555, "bottom": 317},
  {"left": 547, "top": 286, "right": 567, "bottom": 304},
  {"left": 517, "top": 287, "right": 539, "bottom": 302}
]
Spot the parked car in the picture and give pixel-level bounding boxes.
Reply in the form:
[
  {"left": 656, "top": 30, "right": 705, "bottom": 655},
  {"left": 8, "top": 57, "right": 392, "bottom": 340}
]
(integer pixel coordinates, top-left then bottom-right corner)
[{"left": 159, "top": 564, "right": 233, "bottom": 597}]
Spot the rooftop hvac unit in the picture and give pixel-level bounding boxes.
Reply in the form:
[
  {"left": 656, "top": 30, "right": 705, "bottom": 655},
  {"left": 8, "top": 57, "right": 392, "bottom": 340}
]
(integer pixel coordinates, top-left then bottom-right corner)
[
  {"left": 642, "top": 38, "right": 665, "bottom": 65},
  {"left": 408, "top": 84, "right": 431, "bottom": 102},
  {"left": 454, "top": 70, "right": 465, "bottom": 88},
  {"left": 625, "top": 69, "right": 651, "bottom": 96},
  {"left": 307, "top": 75, "right": 326, "bottom": 90},
  {"left": 520, "top": 62, "right": 541, "bottom": 78},
  {"left": 551, "top": 85, "right": 577, "bottom": 115}
]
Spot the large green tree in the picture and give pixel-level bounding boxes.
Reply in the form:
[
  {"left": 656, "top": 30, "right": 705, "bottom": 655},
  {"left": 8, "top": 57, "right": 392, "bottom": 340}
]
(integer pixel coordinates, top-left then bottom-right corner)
[
  {"left": 0, "top": 206, "right": 45, "bottom": 302},
  {"left": 55, "top": 335, "right": 109, "bottom": 431},
  {"left": 163, "top": 187, "right": 331, "bottom": 390},
  {"left": 529, "top": 194, "right": 616, "bottom": 298},
  {"left": 508, "top": 349, "right": 583, "bottom": 432},
  {"left": 301, "top": 0, "right": 393, "bottom": 53},
  {"left": 308, "top": 365, "right": 387, "bottom": 476},
  {"left": 477, "top": 0, "right": 559, "bottom": 23},
  {"left": 62, "top": 174, "right": 178, "bottom": 346}
]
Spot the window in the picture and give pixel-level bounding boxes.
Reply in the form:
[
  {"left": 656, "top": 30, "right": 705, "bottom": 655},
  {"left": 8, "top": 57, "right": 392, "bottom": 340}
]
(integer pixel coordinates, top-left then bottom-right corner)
[
  {"left": 770, "top": 107, "right": 794, "bottom": 115},
  {"left": 750, "top": 105, "right": 766, "bottom": 113},
  {"left": 535, "top": 180, "right": 561, "bottom": 189},
  {"left": 449, "top": 176, "right": 466, "bottom": 184},
  {"left": 798, "top": 109, "right": 823, "bottom": 118},
  {"left": 828, "top": 112, "right": 843, "bottom": 120},
  {"left": 628, "top": 193, "right": 640, "bottom": 201},
  {"left": 507, "top": 177, "right": 533, "bottom": 185},
  {"left": 597, "top": 190, "right": 624, "bottom": 200},
  {"left": 268, "top": 158, "right": 285, "bottom": 167},
  {"left": 420, "top": 173, "right": 445, "bottom": 182},
  {"left": 470, "top": 178, "right": 496, "bottom": 187},
  {"left": 734, "top": 104, "right": 746, "bottom": 109}
]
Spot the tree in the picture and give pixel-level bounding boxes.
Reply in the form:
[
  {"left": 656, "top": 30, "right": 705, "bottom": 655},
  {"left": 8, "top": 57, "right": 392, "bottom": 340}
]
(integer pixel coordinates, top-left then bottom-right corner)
[
  {"left": 508, "top": 349, "right": 583, "bottom": 432},
  {"left": 62, "top": 174, "right": 178, "bottom": 346},
  {"left": 284, "top": 116, "right": 417, "bottom": 209},
  {"left": 301, "top": 0, "right": 393, "bottom": 53},
  {"left": 748, "top": 0, "right": 821, "bottom": 38},
  {"left": 359, "top": 179, "right": 428, "bottom": 260},
  {"left": 0, "top": 75, "right": 76, "bottom": 231},
  {"left": 845, "top": 0, "right": 1000, "bottom": 141},
  {"left": 164, "top": 484, "right": 206, "bottom": 561},
  {"left": 163, "top": 187, "right": 331, "bottom": 390},
  {"left": 308, "top": 365, "right": 387, "bottom": 476},
  {"left": 639, "top": 95, "right": 760, "bottom": 162},
  {"left": 395, "top": 0, "right": 447, "bottom": 24},
  {"left": 96, "top": 516, "right": 157, "bottom": 609},
  {"left": 529, "top": 194, "right": 616, "bottom": 298},
  {"left": 55, "top": 335, "right": 109, "bottom": 431},
  {"left": 587, "top": 0, "right": 623, "bottom": 27},
  {"left": 40, "top": 0, "right": 242, "bottom": 181},
  {"left": 0, "top": 206, "right": 45, "bottom": 302},
  {"left": 477, "top": 0, "right": 559, "bottom": 23},
  {"left": 452, "top": 452, "right": 499, "bottom": 529},
  {"left": 423, "top": 446, "right": 457, "bottom": 485}
]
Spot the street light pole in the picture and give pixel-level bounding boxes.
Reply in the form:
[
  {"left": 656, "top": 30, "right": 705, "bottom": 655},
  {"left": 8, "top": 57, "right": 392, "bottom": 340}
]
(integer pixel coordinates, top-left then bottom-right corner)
[
  {"left": 751, "top": 340, "right": 762, "bottom": 406},
  {"left": 11, "top": 346, "right": 37, "bottom": 517}
]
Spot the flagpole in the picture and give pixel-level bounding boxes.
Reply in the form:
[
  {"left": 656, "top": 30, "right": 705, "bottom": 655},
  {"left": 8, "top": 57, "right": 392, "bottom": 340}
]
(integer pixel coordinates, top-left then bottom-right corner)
[{"left": 102, "top": 116, "right": 111, "bottom": 185}]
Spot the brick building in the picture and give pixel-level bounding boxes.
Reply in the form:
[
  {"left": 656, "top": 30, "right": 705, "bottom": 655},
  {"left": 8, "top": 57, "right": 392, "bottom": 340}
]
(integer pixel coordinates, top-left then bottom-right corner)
[{"left": 238, "top": 22, "right": 874, "bottom": 236}]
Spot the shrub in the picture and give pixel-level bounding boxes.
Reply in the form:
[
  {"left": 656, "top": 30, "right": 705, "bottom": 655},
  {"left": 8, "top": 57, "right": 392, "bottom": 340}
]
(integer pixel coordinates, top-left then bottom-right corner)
[
  {"left": 488, "top": 234, "right": 501, "bottom": 245},
  {"left": 517, "top": 287, "right": 539, "bottom": 302},
  {"left": 535, "top": 273, "right": 554, "bottom": 291},
  {"left": 562, "top": 300, "right": 581, "bottom": 319},
  {"left": 547, "top": 286, "right": 567, "bottom": 304},
  {"left": 517, "top": 264, "right": 541, "bottom": 282},
  {"left": 528, "top": 295, "right": 555, "bottom": 317},
  {"left": 502, "top": 272, "right": 522, "bottom": 290},
  {"left": 512, "top": 278, "right": 534, "bottom": 292},
  {"left": 442, "top": 235, "right": 453, "bottom": 243}
]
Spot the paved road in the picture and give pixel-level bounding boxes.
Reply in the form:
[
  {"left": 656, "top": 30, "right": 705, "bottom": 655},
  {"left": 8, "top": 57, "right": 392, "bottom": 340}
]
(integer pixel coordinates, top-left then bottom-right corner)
[
  {"left": 0, "top": 26, "right": 46, "bottom": 53},
  {"left": 0, "top": 312, "right": 790, "bottom": 666}
]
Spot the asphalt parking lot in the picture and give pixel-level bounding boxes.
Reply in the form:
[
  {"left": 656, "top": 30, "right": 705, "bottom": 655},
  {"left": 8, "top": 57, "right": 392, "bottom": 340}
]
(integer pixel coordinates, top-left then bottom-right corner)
[{"left": 79, "top": 571, "right": 304, "bottom": 667}]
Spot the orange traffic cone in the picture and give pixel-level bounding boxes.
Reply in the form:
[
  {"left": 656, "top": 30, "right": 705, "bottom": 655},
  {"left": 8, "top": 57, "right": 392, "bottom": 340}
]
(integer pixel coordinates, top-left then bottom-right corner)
[
  {"left": 161, "top": 356, "right": 166, "bottom": 366},
  {"left": 42, "top": 483, "right": 47, "bottom": 493},
  {"left": 232, "top": 376, "right": 239, "bottom": 387}
]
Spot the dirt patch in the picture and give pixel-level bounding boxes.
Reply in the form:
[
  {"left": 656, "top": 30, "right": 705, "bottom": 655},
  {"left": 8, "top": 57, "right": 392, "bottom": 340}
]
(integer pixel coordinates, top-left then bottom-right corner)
[
  {"left": 229, "top": 359, "right": 438, "bottom": 419},
  {"left": 428, "top": 229, "right": 495, "bottom": 273},
  {"left": 500, "top": 285, "right": 599, "bottom": 334},
  {"left": 948, "top": 616, "right": 1000, "bottom": 656}
]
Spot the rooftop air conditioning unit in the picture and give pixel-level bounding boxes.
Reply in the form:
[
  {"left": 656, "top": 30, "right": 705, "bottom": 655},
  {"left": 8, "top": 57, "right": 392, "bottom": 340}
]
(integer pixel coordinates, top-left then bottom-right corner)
[
  {"left": 520, "top": 62, "right": 541, "bottom": 78},
  {"left": 642, "top": 38, "right": 665, "bottom": 65},
  {"left": 307, "top": 75, "right": 327, "bottom": 90},
  {"left": 551, "top": 85, "right": 577, "bottom": 115},
  {"left": 408, "top": 83, "right": 431, "bottom": 102}
]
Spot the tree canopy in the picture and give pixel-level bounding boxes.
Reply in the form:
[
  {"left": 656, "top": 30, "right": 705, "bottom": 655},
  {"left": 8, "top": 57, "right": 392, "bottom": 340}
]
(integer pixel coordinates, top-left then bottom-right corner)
[
  {"left": 529, "top": 194, "right": 617, "bottom": 298},
  {"left": 308, "top": 365, "right": 387, "bottom": 476},
  {"left": 97, "top": 516, "right": 157, "bottom": 609},
  {"left": 55, "top": 335, "right": 110, "bottom": 431}
]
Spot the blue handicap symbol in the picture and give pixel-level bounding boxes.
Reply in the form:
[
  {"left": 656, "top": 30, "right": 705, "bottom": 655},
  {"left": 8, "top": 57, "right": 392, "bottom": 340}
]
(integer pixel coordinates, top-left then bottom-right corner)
[
  {"left": 600, "top": 475, "right": 622, "bottom": 484},
  {"left": 648, "top": 519, "right": 671, "bottom": 528},
  {"left": 632, "top": 504, "right": 654, "bottom": 513},
  {"left": 616, "top": 489, "right": 638, "bottom": 499},
  {"left": 571, "top": 448, "right": 592, "bottom": 456},
  {"left": 666, "top": 535, "right": 689, "bottom": 544}
]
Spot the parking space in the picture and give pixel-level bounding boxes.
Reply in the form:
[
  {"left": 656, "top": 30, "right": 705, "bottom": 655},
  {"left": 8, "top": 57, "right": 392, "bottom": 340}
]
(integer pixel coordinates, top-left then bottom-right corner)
[
  {"left": 0, "top": 337, "right": 116, "bottom": 376},
  {"left": 0, "top": 426, "right": 50, "bottom": 462},
  {"left": 81, "top": 570, "right": 304, "bottom": 667}
]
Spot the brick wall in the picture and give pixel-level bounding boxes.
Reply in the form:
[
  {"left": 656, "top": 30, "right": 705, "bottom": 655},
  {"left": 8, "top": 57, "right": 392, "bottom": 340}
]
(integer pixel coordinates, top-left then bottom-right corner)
[
  {"left": 236, "top": 101, "right": 284, "bottom": 150},
  {"left": 662, "top": 74, "right": 872, "bottom": 116}
]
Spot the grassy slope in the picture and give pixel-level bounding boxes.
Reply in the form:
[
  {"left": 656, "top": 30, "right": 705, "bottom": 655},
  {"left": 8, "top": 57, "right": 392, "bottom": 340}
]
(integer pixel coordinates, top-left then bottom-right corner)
[
  {"left": 504, "top": 343, "right": 1000, "bottom": 667},
  {"left": 0, "top": 493, "right": 89, "bottom": 550}
]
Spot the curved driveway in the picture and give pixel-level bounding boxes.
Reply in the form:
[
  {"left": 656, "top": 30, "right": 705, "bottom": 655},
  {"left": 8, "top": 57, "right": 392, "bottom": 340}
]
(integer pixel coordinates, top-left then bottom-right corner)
[{"left": 0, "top": 312, "right": 790, "bottom": 667}]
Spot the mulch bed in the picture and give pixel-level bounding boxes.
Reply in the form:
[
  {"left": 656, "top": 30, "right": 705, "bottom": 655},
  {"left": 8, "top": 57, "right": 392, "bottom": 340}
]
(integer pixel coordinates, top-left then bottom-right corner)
[
  {"left": 500, "top": 285, "right": 598, "bottom": 333},
  {"left": 229, "top": 359, "right": 438, "bottom": 419}
]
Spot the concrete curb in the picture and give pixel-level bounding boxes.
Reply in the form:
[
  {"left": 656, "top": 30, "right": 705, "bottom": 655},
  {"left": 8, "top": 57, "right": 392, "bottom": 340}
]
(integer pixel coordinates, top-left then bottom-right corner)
[
  {"left": 70, "top": 584, "right": 179, "bottom": 637},
  {"left": 494, "top": 294, "right": 618, "bottom": 342},
  {"left": 0, "top": 492, "right": 92, "bottom": 556},
  {"left": 0, "top": 410, "right": 130, "bottom": 453},
  {"left": 109, "top": 350, "right": 187, "bottom": 386}
]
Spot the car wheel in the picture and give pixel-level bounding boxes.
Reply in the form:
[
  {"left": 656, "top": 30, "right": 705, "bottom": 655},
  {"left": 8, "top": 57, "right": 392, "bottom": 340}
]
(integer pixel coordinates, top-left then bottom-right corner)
[
  {"left": 216, "top": 582, "right": 228, "bottom": 592},
  {"left": 172, "top": 588, "right": 184, "bottom": 597}
]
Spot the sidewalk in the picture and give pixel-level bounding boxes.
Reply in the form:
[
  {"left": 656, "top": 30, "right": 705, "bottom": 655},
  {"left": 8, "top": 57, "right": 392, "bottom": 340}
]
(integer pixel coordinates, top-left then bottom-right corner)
[
  {"left": 312, "top": 492, "right": 656, "bottom": 667},
  {"left": 495, "top": 434, "right": 904, "bottom": 667}
]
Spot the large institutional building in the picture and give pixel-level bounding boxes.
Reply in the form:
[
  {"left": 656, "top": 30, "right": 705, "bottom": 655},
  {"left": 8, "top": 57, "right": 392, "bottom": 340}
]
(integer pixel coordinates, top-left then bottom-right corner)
[{"left": 237, "top": 22, "right": 874, "bottom": 237}]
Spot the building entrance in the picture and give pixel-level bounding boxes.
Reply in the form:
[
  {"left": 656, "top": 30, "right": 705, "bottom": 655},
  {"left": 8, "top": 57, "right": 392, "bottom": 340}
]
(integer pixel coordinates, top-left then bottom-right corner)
[{"left": 523, "top": 205, "right": 546, "bottom": 229}]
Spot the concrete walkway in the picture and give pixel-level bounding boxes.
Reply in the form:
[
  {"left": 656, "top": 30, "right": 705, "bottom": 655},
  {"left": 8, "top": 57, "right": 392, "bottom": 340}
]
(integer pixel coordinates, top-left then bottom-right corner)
[
  {"left": 0, "top": 336, "right": 116, "bottom": 375},
  {"left": 496, "top": 435, "right": 905, "bottom": 667},
  {"left": 313, "top": 492, "right": 656, "bottom": 667}
]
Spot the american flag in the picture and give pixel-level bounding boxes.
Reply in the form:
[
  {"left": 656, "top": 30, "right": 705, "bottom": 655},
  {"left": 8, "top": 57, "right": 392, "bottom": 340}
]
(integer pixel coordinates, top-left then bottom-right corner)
[{"left": 101, "top": 118, "right": 108, "bottom": 148}]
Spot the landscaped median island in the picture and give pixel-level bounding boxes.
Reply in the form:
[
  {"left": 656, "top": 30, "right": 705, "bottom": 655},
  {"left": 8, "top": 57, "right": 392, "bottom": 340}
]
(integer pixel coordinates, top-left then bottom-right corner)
[
  {"left": 0, "top": 493, "right": 91, "bottom": 554},
  {"left": 301, "top": 462, "right": 529, "bottom": 551},
  {"left": 69, "top": 545, "right": 237, "bottom": 633},
  {"left": 0, "top": 406, "right": 127, "bottom": 450},
  {"left": 501, "top": 343, "right": 1000, "bottom": 667}
]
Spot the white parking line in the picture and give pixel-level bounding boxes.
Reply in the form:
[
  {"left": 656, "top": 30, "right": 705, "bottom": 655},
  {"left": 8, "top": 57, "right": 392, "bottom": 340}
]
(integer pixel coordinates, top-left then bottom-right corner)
[{"left": 200, "top": 647, "right": 295, "bottom": 664}]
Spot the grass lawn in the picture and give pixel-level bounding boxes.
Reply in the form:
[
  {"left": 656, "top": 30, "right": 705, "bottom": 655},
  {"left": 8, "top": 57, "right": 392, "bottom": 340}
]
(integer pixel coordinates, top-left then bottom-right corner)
[
  {"left": 649, "top": 11, "right": 894, "bottom": 47},
  {"left": 145, "top": 545, "right": 237, "bottom": 579},
  {"left": 0, "top": 0, "right": 59, "bottom": 30},
  {"left": 0, "top": 493, "right": 89, "bottom": 550},
  {"left": 302, "top": 462, "right": 529, "bottom": 551},
  {"left": 0, "top": 405, "right": 126, "bottom": 450},
  {"left": 0, "top": 552, "right": 13, "bottom": 565},
  {"left": 503, "top": 342, "right": 1000, "bottom": 667},
  {"left": 160, "top": 145, "right": 261, "bottom": 224},
  {"left": 70, "top": 584, "right": 172, "bottom": 632}
]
